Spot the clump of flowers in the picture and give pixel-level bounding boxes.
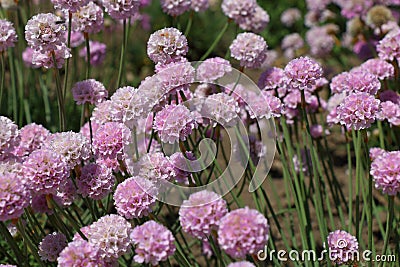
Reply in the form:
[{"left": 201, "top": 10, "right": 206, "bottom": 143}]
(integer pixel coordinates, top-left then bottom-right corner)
[
  {"left": 191, "top": 0, "right": 209, "bottom": 13},
  {"left": 0, "top": 116, "right": 19, "bottom": 156},
  {"left": 130, "top": 220, "right": 176, "bottom": 265},
  {"left": 147, "top": 27, "right": 188, "bottom": 65},
  {"left": 114, "top": 176, "right": 156, "bottom": 219},
  {"left": 201, "top": 93, "right": 240, "bottom": 127},
  {"left": 51, "top": 0, "right": 89, "bottom": 13},
  {"left": 217, "top": 207, "right": 269, "bottom": 258},
  {"left": 360, "top": 58, "right": 394, "bottom": 80},
  {"left": 336, "top": 92, "right": 380, "bottom": 130},
  {"left": 221, "top": 0, "right": 257, "bottom": 25},
  {"left": 76, "top": 163, "right": 115, "bottom": 200},
  {"left": 137, "top": 152, "right": 177, "bottom": 182},
  {"left": 38, "top": 232, "right": 67, "bottom": 262},
  {"left": 280, "top": 8, "right": 301, "bottom": 27},
  {"left": 377, "top": 29, "right": 400, "bottom": 62},
  {"left": 0, "top": 19, "right": 17, "bottom": 52},
  {"left": 12, "top": 123, "right": 49, "bottom": 158},
  {"left": 110, "top": 86, "right": 136, "bottom": 122},
  {"left": 0, "top": 172, "right": 30, "bottom": 221},
  {"left": 69, "top": 1, "right": 103, "bottom": 34},
  {"left": 85, "top": 214, "right": 132, "bottom": 260},
  {"left": 370, "top": 150, "right": 400, "bottom": 195},
  {"left": 258, "top": 67, "right": 285, "bottom": 91},
  {"left": 154, "top": 104, "right": 197, "bottom": 144},
  {"left": 326, "top": 230, "right": 359, "bottom": 265},
  {"left": 179, "top": 190, "right": 228, "bottom": 240},
  {"left": 72, "top": 79, "right": 108, "bottom": 105},
  {"left": 79, "top": 41, "right": 107, "bottom": 66},
  {"left": 238, "top": 5, "right": 269, "bottom": 33},
  {"left": 229, "top": 32, "right": 267, "bottom": 68},
  {"left": 32, "top": 46, "right": 71, "bottom": 69},
  {"left": 377, "top": 101, "right": 400, "bottom": 126},
  {"left": 196, "top": 57, "right": 232, "bottom": 82},
  {"left": 57, "top": 240, "right": 108, "bottom": 266}
]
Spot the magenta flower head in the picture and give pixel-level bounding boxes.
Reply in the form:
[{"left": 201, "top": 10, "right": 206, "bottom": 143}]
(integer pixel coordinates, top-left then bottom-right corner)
[
  {"left": 70, "top": 1, "right": 103, "bottom": 34},
  {"left": 79, "top": 41, "right": 106, "bottom": 66},
  {"left": 227, "top": 262, "right": 256, "bottom": 267},
  {"left": 38, "top": 232, "right": 67, "bottom": 262},
  {"left": 102, "top": 0, "right": 140, "bottom": 20},
  {"left": 326, "top": 230, "right": 359, "bottom": 265},
  {"left": 369, "top": 147, "right": 387, "bottom": 161},
  {"left": 76, "top": 163, "right": 115, "bottom": 200},
  {"left": 258, "top": 67, "right": 285, "bottom": 91},
  {"left": 360, "top": 58, "right": 395, "bottom": 80},
  {"left": 336, "top": 92, "right": 380, "bottom": 130},
  {"left": 51, "top": 0, "right": 89, "bottom": 13},
  {"left": 45, "top": 131, "right": 91, "bottom": 169},
  {"left": 196, "top": 57, "right": 232, "bottom": 82},
  {"left": 131, "top": 220, "right": 176, "bottom": 265},
  {"left": 153, "top": 104, "right": 197, "bottom": 144},
  {"left": 147, "top": 27, "right": 188, "bottom": 65},
  {"left": 25, "top": 13, "right": 66, "bottom": 51},
  {"left": 0, "top": 19, "right": 17, "bottom": 52},
  {"left": 137, "top": 152, "right": 176, "bottom": 182},
  {"left": 377, "top": 101, "right": 400, "bottom": 126},
  {"left": 218, "top": 207, "right": 269, "bottom": 258},
  {"left": 377, "top": 29, "right": 400, "bottom": 62},
  {"left": 160, "top": 0, "right": 191, "bottom": 16},
  {"left": 86, "top": 214, "right": 133, "bottom": 260},
  {"left": 179, "top": 190, "right": 228, "bottom": 240},
  {"left": 230, "top": 32, "right": 267, "bottom": 69},
  {"left": 0, "top": 116, "right": 19, "bottom": 156},
  {"left": 114, "top": 176, "right": 156, "bottom": 219},
  {"left": 239, "top": 5, "right": 269, "bottom": 33},
  {"left": 92, "top": 122, "right": 131, "bottom": 160},
  {"left": 0, "top": 172, "right": 30, "bottom": 221},
  {"left": 110, "top": 86, "right": 136, "bottom": 122},
  {"left": 32, "top": 45, "right": 72, "bottom": 69},
  {"left": 24, "top": 149, "right": 69, "bottom": 195},
  {"left": 57, "top": 240, "right": 108, "bottom": 267},
  {"left": 13, "top": 123, "right": 50, "bottom": 158},
  {"left": 191, "top": 0, "right": 209, "bottom": 12},
  {"left": 284, "top": 56, "right": 323, "bottom": 91},
  {"left": 338, "top": 0, "right": 373, "bottom": 19},
  {"left": 72, "top": 79, "right": 108, "bottom": 105},
  {"left": 221, "top": 0, "right": 257, "bottom": 25},
  {"left": 370, "top": 150, "right": 400, "bottom": 195}
]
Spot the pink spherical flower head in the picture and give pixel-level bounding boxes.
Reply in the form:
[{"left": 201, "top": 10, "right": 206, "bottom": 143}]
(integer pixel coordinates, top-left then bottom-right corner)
[
  {"left": 218, "top": 207, "right": 269, "bottom": 258},
  {"left": 79, "top": 41, "right": 106, "bottom": 66},
  {"left": 137, "top": 152, "right": 177, "bottom": 182},
  {"left": 45, "top": 131, "right": 91, "bottom": 169},
  {"left": 377, "top": 29, "right": 400, "bottom": 62},
  {"left": 22, "top": 47, "right": 38, "bottom": 68},
  {"left": 336, "top": 92, "right": 380, "bottom": 130},
  {"left": 154, "top": 104, "right": 197, "bottom": 144},
  {"left": 283, "top": 56, "right": 323, "bottom": 91},
  {"left": 339, "top": 0, "right": 373, "bottom": 19},
  {"left": 377, "top": 101, "right": 400, "bottom": 126},
  {"left": 57, "top": 240, "right": 109, "bottom": 266},
  {"left": 370, "top": 150, "right": 400, "bottom": 195},
  {"left": 160, "top": 0, "right": 191, "bottom": 16},
  {"left": 69, "top": 1, "right": 103, "bottom": 34},
  {"left": 360, "top": 58, "right": 394, "bottom": 80},
  {"left": 131, "top": 220, "right": 176, "bottom": 265},
  {"left": 68, "top": 31, "right": 84, "bottom": 47},
  {"left": 0, "top": 19, "right": 17, "bottom": 52},
  {"left": 13, "top": 123, "right": 49, "bottom": 158},
  {"left": 0, "top": 172, "right": 30, "bottom": 221},
  {"left": 197, "top": 57, "right": 232, "bottom": 83},
  {"left": 156, "top": 60, "right": 195, "bottom": 95},
  {"left": 221, "top": 0, "right": 257, "bottom": 25},
  {"left": 239, "top": 5, "right": 269, "bottom": 33},
  {"left": 0, "top": 116, "right": 19, "bottom": 156},
  {"left": 110, "top": 86, "right": 136, "bottom": 123},
  {"left": 114, "top": 176, "right": 156, "bottom": 219},
  {"left": 369, "top": 147, "right": 387, "bottom": 161},
  {"left": 258, "top": 67, "right": 285, "bottom": 91},
  {"left": 86, "top": 214, "right": 133, "bottom": 260},
  {"left": 306, "top": 26, "right": 334, "bottom": 57},
  {"left": 32, "top": 44, "right": 71, "bottom": 69},
  {"left": 72, "top": 79, "right": 108, "bottom": 105},
  {"left": 326, "top": 230, "right": 359, "bottom": 265},
  {"left": 280, "top": 8, "right": 301, "bottom": 27},
  {"left": 92, "top": 122, "right": 131, "bottom": 160},
  {"left": 230, "top": 32, "right": 267, "bottom": 69},
  {"left": 38, "top": 232, "right": 67, "bottom": 262},
  {"left": 179, "top": 190, "right": 228, "bottom": 240},
  {"left": 102, "top": 0, "right": 140, "bottom": 20},
  {"left": 51, "top": 0, "right": 89, "bottom": 13},
  {"left": 76, "top": 163, "right": 115, "bottom": 200},
  {"left": 23, "top": 149, "right": 69, "bottom": 195},
  {"left": 200, "top": 92, "right": 240, "bottom": 127},
  {"left": 147, "top": 27, "right": 188, "bottom": 65},
  {"left": 25, "top": 13, "right": 66, "bottom": 51}
]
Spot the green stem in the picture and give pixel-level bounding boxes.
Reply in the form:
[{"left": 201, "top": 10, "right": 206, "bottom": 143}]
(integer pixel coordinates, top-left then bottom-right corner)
[
  {"left": 380, "top": 196, "right": 394, "bottom": 267},
  {"left": 63, "top": 11, "right": 72, "bottom": 99},
  {"left": 0, "top": 222, "right": 25, "bottom": 266},
  {"left": 117, "top": 19, "right": 127, "bottom": 88},
  {"left": 199, "top": 20, "right": 229, "bottom": 62},
  {"left": 85, "top": 33, "right": 91, "bottom": 79},
  {"left": 52, "top": 51, "right": 66, "bottom": 131}
]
